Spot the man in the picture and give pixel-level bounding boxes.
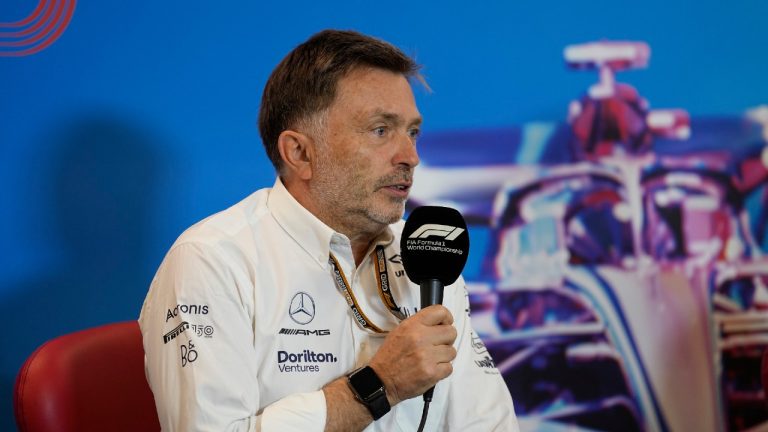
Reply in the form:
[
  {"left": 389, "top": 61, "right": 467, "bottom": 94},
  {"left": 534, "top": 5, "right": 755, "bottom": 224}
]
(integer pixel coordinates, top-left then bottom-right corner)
[{"left": 139, "top": 29, "right": 518, "bottom": 431}]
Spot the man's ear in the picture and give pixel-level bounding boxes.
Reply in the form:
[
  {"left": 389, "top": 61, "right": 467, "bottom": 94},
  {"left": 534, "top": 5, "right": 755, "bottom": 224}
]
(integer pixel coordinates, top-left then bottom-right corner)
[{"left": 277, "top": 130, "right": 315, "bottom": 181}]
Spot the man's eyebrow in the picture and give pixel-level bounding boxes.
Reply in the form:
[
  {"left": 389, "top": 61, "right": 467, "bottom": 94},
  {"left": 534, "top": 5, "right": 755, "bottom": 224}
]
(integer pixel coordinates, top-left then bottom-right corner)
[{"left": 369, "top": 110, "right": 423, "bottom": 127}]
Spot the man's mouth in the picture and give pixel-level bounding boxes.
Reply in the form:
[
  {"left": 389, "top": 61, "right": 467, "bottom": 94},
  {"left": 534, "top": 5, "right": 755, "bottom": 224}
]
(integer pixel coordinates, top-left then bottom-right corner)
[
  {"left": 380, "top": 182, "right": 412, "bottom": 197},
  {"left": 376, "top": 171, "right": 414, "bottom": 197}
]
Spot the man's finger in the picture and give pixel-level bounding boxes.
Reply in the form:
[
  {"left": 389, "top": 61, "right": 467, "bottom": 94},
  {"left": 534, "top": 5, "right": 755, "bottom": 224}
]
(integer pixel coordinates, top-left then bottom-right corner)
[{"left": 417, "top": 305, "right": 454, "bottom": 326}]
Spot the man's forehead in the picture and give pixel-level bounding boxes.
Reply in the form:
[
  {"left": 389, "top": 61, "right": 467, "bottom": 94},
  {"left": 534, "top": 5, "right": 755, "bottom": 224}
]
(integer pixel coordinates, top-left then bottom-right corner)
[
  {"left": 336, "top": 67, "right": 411, "bottom": 96},
  {"left": 332, "top": 68, "right": 420, "bottom": 119}
]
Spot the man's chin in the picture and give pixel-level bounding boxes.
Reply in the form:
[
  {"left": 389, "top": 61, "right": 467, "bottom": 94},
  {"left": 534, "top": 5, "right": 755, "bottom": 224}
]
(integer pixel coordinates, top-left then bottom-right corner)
[{"left": 368, "top": 203, "right": 406, "bottom": 226}]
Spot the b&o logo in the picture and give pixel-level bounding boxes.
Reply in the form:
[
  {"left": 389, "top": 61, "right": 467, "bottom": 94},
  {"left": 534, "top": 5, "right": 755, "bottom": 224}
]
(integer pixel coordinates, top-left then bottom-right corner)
[
  {"left": 1, "top": 0, "right": 77, "bottom": 57},
  {"left": 289, "top": 292, "right": 315, "bottom": 325},
  {"left": 180, "top": 341, "right": 198, "bottom": 367},
  {"left": 408, "top": 224, "right": 465, "bottom": 241}
]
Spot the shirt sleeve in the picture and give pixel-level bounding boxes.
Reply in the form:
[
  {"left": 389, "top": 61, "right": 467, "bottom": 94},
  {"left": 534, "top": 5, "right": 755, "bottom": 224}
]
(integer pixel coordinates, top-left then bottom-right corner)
[
  {"left": 138, "top": 242, "right": 327, "bottom": 432},
  {"left": 440, "top": 280, "right": 520, "bottom": 432}
]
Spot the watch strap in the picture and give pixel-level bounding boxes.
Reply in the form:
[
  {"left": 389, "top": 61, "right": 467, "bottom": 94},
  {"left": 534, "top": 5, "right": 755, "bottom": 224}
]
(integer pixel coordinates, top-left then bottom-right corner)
[
  {"left": 365, "top": 386, "right": 390, "bottom": 420},
  {"left": 346, "top": 366, "right": 391, "bottom": 420}
]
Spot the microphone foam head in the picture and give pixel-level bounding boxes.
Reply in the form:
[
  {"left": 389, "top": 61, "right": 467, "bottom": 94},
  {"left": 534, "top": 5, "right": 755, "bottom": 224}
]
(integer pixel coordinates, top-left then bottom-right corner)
[{"left": 400, "top": 206, "right": 470, "bottom": 285}]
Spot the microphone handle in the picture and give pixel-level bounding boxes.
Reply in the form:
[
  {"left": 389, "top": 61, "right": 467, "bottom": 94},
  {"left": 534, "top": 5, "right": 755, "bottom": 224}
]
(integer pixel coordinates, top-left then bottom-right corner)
[
  {"left": 420, "top": 278, "right": 443, "bottom": 309},
  {"left": 420, "top": 278, "right": 444, "bottom": 402}
]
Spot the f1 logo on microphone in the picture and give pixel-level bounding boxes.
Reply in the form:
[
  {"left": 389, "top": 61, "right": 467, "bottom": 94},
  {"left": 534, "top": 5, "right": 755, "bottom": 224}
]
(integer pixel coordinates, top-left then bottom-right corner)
[{"left": 408, "top": 224, "right": 465, "bottom": 241}]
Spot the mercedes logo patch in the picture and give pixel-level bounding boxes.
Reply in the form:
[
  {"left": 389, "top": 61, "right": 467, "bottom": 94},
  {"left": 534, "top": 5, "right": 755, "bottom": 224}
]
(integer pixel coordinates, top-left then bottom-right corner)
[{"left": 289, "top": 292, "right": 316, "bottom": 325}]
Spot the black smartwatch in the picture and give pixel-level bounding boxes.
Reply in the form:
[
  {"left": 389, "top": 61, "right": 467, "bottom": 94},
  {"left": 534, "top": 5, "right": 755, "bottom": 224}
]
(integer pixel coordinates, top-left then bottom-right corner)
[{"left": 346, "top": 365, "right": 391, "bottom": 420}]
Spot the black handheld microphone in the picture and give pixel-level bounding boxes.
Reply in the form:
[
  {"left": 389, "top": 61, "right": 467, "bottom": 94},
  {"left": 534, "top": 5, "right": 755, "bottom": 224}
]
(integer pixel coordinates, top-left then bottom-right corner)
[{"left": 400, "top": 206, "right": 469, "bottom": 402}]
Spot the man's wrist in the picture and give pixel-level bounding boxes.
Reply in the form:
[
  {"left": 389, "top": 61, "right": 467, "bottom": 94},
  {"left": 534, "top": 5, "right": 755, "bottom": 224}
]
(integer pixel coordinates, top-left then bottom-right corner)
[{"left": 346, "top": 366, "right": 391, "bottom": 420}]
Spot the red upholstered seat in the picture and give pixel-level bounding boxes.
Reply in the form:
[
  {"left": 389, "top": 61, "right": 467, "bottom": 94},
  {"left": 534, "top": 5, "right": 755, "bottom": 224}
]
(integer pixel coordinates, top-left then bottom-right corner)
[{"left": 14, "top": 321, "right": 160, "bottom": 432}]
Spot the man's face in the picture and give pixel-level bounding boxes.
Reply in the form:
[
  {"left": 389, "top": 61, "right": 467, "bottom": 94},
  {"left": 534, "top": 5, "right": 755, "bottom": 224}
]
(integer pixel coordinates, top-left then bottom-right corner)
[{"left": 309, "top": 67, "right": 422, "bottom": 237}]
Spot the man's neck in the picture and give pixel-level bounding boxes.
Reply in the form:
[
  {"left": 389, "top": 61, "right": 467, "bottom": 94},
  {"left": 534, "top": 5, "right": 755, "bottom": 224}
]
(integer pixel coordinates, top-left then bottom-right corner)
[
  {"left": 282, "top": 176, "right": 382, "bottom": 266},
  {"left": 330, "top": 221, "right": 382, "bottom": 266},
  {"left": 347, "top": 232, "right": 378, "bottom": 266}
]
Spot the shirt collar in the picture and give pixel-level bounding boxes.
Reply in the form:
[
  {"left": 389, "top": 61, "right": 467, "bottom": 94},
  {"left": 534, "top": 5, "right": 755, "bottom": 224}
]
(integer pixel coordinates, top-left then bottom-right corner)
[{"left": 266, "top": 177, "right": 397, "bottom": 268}]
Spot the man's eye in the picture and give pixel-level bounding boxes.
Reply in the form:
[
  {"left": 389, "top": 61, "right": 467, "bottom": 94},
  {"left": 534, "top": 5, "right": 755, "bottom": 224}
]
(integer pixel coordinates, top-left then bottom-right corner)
[
  {"left": 408, "top": 128, "right": 421, "bottom": 139},
  {"left": 373, "top": 127, "right": 387, "bottom": 137}
]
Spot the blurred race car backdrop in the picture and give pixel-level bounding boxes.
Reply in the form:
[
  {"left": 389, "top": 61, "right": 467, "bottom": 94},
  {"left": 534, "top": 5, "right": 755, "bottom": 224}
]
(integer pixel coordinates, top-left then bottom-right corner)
[{"left": 410, "top": 41, "right": 768, "bottom": 432}]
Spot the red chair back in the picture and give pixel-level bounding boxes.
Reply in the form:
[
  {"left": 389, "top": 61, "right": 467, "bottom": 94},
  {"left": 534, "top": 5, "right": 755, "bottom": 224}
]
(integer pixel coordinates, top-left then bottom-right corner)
[{"left": 14, "top": 321, "right": 160, "bottom": 432}]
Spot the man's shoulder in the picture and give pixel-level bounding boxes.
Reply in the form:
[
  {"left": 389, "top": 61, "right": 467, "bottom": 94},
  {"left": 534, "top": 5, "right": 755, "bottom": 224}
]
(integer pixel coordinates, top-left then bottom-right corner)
[{"left": 173, "top": 187, "right": 272, "bottom": 249}]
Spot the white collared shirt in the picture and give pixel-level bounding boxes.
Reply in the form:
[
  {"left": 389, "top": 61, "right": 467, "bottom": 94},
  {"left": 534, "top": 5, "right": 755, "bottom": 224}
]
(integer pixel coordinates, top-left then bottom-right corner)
[{"left": 139, "top": 178, "right": 518, "bottom": 431}]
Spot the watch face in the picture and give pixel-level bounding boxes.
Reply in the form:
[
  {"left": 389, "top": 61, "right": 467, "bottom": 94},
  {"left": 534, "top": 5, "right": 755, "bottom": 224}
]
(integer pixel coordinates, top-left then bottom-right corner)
[
  {"left": 350, "top": 366, "right": 383, "bottom": 396},
  {"left": 348, "top": 366, "right": 391, "bottom": 420}
]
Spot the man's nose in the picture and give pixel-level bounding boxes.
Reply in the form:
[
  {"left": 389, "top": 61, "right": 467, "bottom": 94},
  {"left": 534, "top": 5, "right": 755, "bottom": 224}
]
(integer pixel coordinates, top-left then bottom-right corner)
[{"left": 395, "top": 132, "right": 419, "bottom": 168}]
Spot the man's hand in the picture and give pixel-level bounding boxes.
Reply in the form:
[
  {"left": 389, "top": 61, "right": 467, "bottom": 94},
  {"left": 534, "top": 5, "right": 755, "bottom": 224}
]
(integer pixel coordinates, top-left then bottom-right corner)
[
  {"left": 369, "top": 305, "right": 458, "bottom": 405},
  {"left": 322, "top": 305, "right": 457, "bottom": 431}
]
